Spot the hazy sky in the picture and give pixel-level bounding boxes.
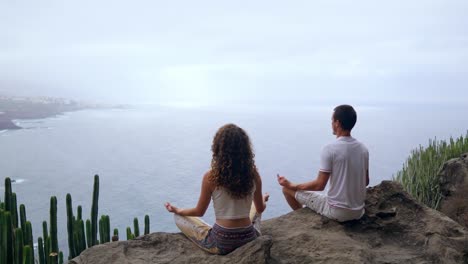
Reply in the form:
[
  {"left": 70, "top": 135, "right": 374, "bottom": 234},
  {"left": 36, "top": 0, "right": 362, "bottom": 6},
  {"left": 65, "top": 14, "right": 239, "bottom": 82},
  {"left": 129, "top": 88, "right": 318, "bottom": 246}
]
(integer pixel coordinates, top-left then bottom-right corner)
[{"left": 1, "top": 0, "right": 467, "bottom": 105}]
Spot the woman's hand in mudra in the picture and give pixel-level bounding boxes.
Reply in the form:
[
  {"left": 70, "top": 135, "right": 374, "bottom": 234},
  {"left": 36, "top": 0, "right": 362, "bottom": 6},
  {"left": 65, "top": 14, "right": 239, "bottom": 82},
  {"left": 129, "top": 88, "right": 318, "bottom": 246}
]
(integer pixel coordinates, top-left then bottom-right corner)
[
  {"left": 164, "top": 202, "right": 179, "bottom": 214},
  {"left": 263, "top": 193, "right": 270, "bottom": 203}
]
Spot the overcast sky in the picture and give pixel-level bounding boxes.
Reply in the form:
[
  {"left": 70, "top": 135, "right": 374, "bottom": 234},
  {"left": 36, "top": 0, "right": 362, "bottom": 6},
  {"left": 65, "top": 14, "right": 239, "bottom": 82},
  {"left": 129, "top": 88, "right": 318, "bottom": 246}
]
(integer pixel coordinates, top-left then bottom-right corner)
[{"left": 1, "top": 0, "right": 467, "bottom": 105}]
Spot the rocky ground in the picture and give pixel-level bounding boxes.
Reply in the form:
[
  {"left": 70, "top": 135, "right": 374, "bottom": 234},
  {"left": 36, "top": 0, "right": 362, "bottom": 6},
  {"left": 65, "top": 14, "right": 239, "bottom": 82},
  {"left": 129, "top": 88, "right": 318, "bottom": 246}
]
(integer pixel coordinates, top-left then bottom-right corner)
[{"left": 70, "top": 181, "right": 468, "bottom": 264}]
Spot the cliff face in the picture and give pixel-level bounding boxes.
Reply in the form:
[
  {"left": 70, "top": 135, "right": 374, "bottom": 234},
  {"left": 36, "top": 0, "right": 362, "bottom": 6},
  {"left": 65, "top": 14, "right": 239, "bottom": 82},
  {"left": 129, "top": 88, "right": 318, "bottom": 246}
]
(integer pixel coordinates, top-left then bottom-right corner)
[{"left": 70, "top": 181, "right": 468, "bottom": 264}]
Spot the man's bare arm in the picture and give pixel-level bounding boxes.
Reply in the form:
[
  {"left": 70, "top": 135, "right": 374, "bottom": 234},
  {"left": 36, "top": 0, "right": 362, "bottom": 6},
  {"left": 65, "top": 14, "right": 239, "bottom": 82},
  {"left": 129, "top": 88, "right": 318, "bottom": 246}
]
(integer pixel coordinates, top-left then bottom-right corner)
[{"left": 277, "top": 171, "right": 330, "bottom": 192}]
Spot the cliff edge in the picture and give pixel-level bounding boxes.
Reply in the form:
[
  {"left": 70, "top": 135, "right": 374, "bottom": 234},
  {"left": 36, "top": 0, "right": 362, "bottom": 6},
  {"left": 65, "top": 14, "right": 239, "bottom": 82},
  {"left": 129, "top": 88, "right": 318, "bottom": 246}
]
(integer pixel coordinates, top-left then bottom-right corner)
[{"left": 70, "top": 180, "right": 467, "bottom": 264}]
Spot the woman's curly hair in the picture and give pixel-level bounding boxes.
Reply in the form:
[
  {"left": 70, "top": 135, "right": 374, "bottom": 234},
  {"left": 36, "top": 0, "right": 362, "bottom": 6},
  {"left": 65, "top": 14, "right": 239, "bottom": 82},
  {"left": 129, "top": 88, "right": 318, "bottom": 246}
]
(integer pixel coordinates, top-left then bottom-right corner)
[{"left": 210, "top": 124, "right": 257, "bottom": 199}]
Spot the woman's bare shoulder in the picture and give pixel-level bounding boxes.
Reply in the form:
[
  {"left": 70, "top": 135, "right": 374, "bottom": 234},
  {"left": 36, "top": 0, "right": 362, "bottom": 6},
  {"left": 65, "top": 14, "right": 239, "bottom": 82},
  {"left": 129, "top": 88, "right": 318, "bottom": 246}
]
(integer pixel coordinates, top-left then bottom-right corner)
[
  {"left": 202, "top": 170, "right": 216, "bottom": 189},
  {"left": 203, "top": 170, "right": 212, "bottom": 179}
]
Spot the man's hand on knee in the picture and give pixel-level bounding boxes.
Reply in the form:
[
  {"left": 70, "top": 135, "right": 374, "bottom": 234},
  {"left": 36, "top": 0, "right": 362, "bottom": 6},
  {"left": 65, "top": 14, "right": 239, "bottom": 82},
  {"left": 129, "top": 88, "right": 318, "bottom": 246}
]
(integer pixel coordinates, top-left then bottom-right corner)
[{"left": 277, "top": 174, "right": 297, "bottom": 191}]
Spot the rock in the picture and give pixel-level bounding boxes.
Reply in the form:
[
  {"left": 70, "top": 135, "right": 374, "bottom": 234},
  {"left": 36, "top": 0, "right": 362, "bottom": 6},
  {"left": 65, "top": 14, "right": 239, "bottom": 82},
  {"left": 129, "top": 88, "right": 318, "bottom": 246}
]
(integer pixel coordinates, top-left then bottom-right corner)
[
  {"left": 70, "top": 181, "right": 468, "bottom": 264},
  {"left": 438, "top": 153, "right": 468, "bottom": 227},
  {"left": 439, "top": 153, "right": 468, "bottom": 196},
  {"left": 69, "top": 233, "right": 272, "bottom": 264}
]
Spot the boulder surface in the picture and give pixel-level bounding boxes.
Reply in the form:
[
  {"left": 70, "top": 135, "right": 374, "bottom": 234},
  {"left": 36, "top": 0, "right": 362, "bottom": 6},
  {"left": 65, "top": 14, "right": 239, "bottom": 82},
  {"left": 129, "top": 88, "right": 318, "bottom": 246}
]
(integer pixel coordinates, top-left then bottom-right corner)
[{"left": 70, "top": 181, "right": 468, "bottom": 264}]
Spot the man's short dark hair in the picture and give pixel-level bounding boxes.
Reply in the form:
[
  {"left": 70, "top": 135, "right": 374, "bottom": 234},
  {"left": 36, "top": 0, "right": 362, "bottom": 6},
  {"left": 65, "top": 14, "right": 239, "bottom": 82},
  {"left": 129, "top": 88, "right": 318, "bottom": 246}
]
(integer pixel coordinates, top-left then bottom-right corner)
[{"left": 333, "top": 105, "right": 357, "bottom": 131}]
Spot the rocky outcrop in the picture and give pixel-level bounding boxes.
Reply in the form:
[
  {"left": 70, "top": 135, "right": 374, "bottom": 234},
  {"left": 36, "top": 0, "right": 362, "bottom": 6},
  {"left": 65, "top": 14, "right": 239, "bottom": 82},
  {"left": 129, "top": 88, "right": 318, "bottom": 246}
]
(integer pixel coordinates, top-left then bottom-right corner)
[
  {"left": 439, "top": 153, "right": 468, "bottom": 227},
  {"left": 70, "top": 181, "right": 468, "bottom": 264},
  {"left": 264, "top": 181, "right": 467, "bottom": 263},
  {"left": 69, "top": 232, "right": 272, "bottom": 264}
]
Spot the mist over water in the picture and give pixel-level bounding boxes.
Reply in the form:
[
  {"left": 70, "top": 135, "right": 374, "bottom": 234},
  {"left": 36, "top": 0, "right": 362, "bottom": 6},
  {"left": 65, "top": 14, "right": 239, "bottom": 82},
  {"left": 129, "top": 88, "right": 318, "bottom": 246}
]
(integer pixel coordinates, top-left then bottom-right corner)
[{"left": 1, "top": 103, "right": 467, "bottom": 255}]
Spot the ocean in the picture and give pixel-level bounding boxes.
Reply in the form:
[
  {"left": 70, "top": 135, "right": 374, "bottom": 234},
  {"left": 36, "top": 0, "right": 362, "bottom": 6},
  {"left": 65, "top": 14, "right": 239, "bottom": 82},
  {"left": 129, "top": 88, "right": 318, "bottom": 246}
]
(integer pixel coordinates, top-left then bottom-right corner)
[{"left": 1, "top": 103, "right": 467, "bottom": 256}]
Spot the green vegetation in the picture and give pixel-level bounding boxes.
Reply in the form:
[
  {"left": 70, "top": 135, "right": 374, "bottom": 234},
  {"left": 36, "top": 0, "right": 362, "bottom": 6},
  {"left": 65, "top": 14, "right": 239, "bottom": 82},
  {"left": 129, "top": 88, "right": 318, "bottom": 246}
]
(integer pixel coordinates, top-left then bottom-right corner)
[
  {"left": 144, "top": 215, "right": 150, "bottom": 235},
  {"left": 90, "top": 175, "right": 99, "bottom": 247},
  {"left": 395, "top": 132, "right": 468, "bottom": 209},
  {"left": 0, "top": 175, "right": 152, "bottom": 263}
]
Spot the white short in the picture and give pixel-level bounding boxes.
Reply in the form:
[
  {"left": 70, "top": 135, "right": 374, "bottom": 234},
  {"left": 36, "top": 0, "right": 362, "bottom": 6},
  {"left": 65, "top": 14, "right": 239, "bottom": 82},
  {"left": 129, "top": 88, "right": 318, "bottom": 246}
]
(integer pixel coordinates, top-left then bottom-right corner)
[{"left": 295, "top": 191, "right": 364, "bottom": 222}]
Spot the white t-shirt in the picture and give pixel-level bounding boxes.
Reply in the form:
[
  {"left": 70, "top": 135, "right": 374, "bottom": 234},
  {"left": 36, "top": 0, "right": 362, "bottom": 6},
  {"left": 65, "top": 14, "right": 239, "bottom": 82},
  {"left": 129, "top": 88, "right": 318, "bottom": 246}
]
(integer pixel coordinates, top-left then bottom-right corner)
[{"left": 320, "top": 136, "right": 369, "bottom": 211}]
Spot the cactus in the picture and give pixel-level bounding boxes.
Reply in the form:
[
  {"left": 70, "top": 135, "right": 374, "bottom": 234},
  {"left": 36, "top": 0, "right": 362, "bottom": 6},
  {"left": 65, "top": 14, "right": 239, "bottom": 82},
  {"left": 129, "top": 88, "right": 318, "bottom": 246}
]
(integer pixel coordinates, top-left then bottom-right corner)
[
  {"left": 144, "top": 215, "right": 150, "bottom": 235},
  {"left": 50, "top": 196, "right": 59, "bottom": 255},
  {"left": 102, "top": 215, "right": 110, "bottom": 243},
  {"left": 90, "top": 175, "right": 99, "bottom": 246},
  {"left": 14, "top": 228, "right": 23, "bottom": 264},
  {"left": 99, "top": 217, "right": 103, "bottom": 244},
  {"left": 77, "top": 205, "right": 82, "bottom": 221},
  {"left": 85, "top": 219, "right": 91, "bottom": 248},
  {"left": 0, "top": 209, "right": 5, "bottom": 264},
  {"left": 4, "top": 212, "right": 13, "bottom": 264},
  {"left": 126, "top": 227, "right": 133, "bottom": 240},
  {"left": 66, "top": 193, "right": 76, "bottom": 258},
  {"left": 4, "top": 177, "right": 12, "bottom": 212},
  {"left": 112, "top": 228, "right": 119, "bottom": 242},
  {"left": 11, "top": 192, "right": 18, "bottom": 228},
  {"left": 59, "top": 251, "right": 63, "bottom": 264},
  {"left": 45, "top": 237, "right": 51, "bottom": 264},
  {"left": 23, "top": 245, "right": 32, "bottom": 264},
  {"left": 98, "top": 215, "right": 110, "bottom": 243},
  {"left": 20, "top": 204, "right": 27, "bottom": 242},
  {"left": 25, "top": 221, "right": 34, "bottom": 259},
  {"left": 133, "top": 217, "right": 140, "bottom": 237},
  {"left": 49, "top": 252, "right": 58, "bottom": 264},
  {"left": 42, "top": 220, "right": 49, "bottom": 243},
  {"left": 38, "top": 237, "right": 45, "bottom": 264},
  {"left": 78, "top": 219, "right": 86, "bottom": 254},
  {"left": 73, "top": 218, "right": 86, "bottom": 256}
]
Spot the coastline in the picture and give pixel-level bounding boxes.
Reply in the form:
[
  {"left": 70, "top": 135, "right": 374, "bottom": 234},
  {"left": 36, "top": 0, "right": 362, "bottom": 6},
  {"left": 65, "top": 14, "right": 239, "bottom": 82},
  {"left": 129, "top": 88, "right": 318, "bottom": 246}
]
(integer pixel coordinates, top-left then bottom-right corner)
[
  {"left": 0, "top": 96, "right": 96, "bottom": 131},
  {"left": 0, "top": 117, "right": 21, "bottom": 130}
]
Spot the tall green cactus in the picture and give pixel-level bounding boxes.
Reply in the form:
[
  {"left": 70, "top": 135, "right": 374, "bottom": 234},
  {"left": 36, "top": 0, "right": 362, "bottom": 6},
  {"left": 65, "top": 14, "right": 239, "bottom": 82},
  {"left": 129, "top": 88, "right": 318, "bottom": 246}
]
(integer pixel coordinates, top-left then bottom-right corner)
[
  {"left": 72, "top": 218, "right": 85, "bottom": 256},
  {"left": 133, "top": 217, "right": 140, "bottom": 237},
  {"left": 59, "top": 251, "right": 63, "bottom": 264},
  {"left": 4, "top": 212, "right": 13, "bottom": 264},
  {"left": 49, "top": 252, "right": 58, "bottom": 264},
  {"left": 23, "top": 245, "right": 32, "bottom": 264},
  {"left": 77, "top": 219, "right": 86, "bottom": 254},
  {"left": 144, "top": 215, "right": 150, "bottom": 235},
  {"left": 4, "top": 177, "right": 11, "bottom": 212},
  {"left": 11, "top": 192, "right": 18, "bottom": 228},
  {"left": 25, "top": 221, "right": 34, "bottom": 259},
  {"left": 50, "top": 196, "right": 58, "bottom": 255},
  {"left": 45, "top": 237, "right": 51, "bottom": 264},
  {"left": 85, "top": 219, "right": 91, "bottom": 248},
  {"left": 0, "top": 209, "right": 5, "bottom": 264},
  {"left": 38, "top": 237, "right": 45, "bottom": 264},
  {"left": 65, "top": 193, "right": 76, "bottom": 259},
  {"left": 20, "top": 204, "right": 27, "bottom": 242},
  {"left": 42, "top": 220, "right": 49, "bottom": 243},
  {"left": 14, "top": 228, "right": 23, "bottom": 264},
  {"left": 77, "top": 206, "right": 82, "bottom": 221},
  {"left": 90, "top": 175, "right": 99, "bottom": 246}
]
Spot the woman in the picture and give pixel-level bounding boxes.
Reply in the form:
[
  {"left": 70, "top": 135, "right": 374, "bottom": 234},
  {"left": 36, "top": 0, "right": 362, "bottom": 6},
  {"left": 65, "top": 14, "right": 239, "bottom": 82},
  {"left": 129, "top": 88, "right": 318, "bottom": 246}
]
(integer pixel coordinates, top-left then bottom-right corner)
[{"left": 165, "top": 123, "right": 269, "bottom": 255}]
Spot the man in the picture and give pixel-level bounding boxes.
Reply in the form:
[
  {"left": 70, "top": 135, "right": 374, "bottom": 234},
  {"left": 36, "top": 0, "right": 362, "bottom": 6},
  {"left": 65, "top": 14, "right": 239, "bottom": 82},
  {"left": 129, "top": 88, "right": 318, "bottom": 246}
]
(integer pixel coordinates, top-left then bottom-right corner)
[{"left": 277, "top": 105, "right": 369, "bottom": 222}]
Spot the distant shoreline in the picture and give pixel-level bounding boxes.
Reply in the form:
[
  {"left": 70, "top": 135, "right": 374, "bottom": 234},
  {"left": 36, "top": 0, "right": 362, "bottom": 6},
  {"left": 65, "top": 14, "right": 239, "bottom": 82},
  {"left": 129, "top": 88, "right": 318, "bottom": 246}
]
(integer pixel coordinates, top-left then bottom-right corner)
[
  {"left": 0, "top": 96, "right": 98, "bottom": 131},
  {"left": 0, "top": 109, "right": 85, "bottom": 130}
]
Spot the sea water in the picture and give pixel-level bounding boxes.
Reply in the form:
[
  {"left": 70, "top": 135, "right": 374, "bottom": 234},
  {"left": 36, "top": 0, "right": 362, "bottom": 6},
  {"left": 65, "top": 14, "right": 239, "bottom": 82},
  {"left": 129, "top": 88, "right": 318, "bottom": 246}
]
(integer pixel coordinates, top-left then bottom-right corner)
[{"left": 0, "top": 103, "right": 467, "bottom": 256}]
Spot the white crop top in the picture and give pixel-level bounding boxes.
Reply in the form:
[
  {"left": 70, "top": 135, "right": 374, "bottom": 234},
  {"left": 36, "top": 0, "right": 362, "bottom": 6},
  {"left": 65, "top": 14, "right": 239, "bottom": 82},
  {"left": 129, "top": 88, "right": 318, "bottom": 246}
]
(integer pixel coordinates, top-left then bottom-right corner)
[{"left": 212, "top": 186, "right": 254, "bottom": 220}]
